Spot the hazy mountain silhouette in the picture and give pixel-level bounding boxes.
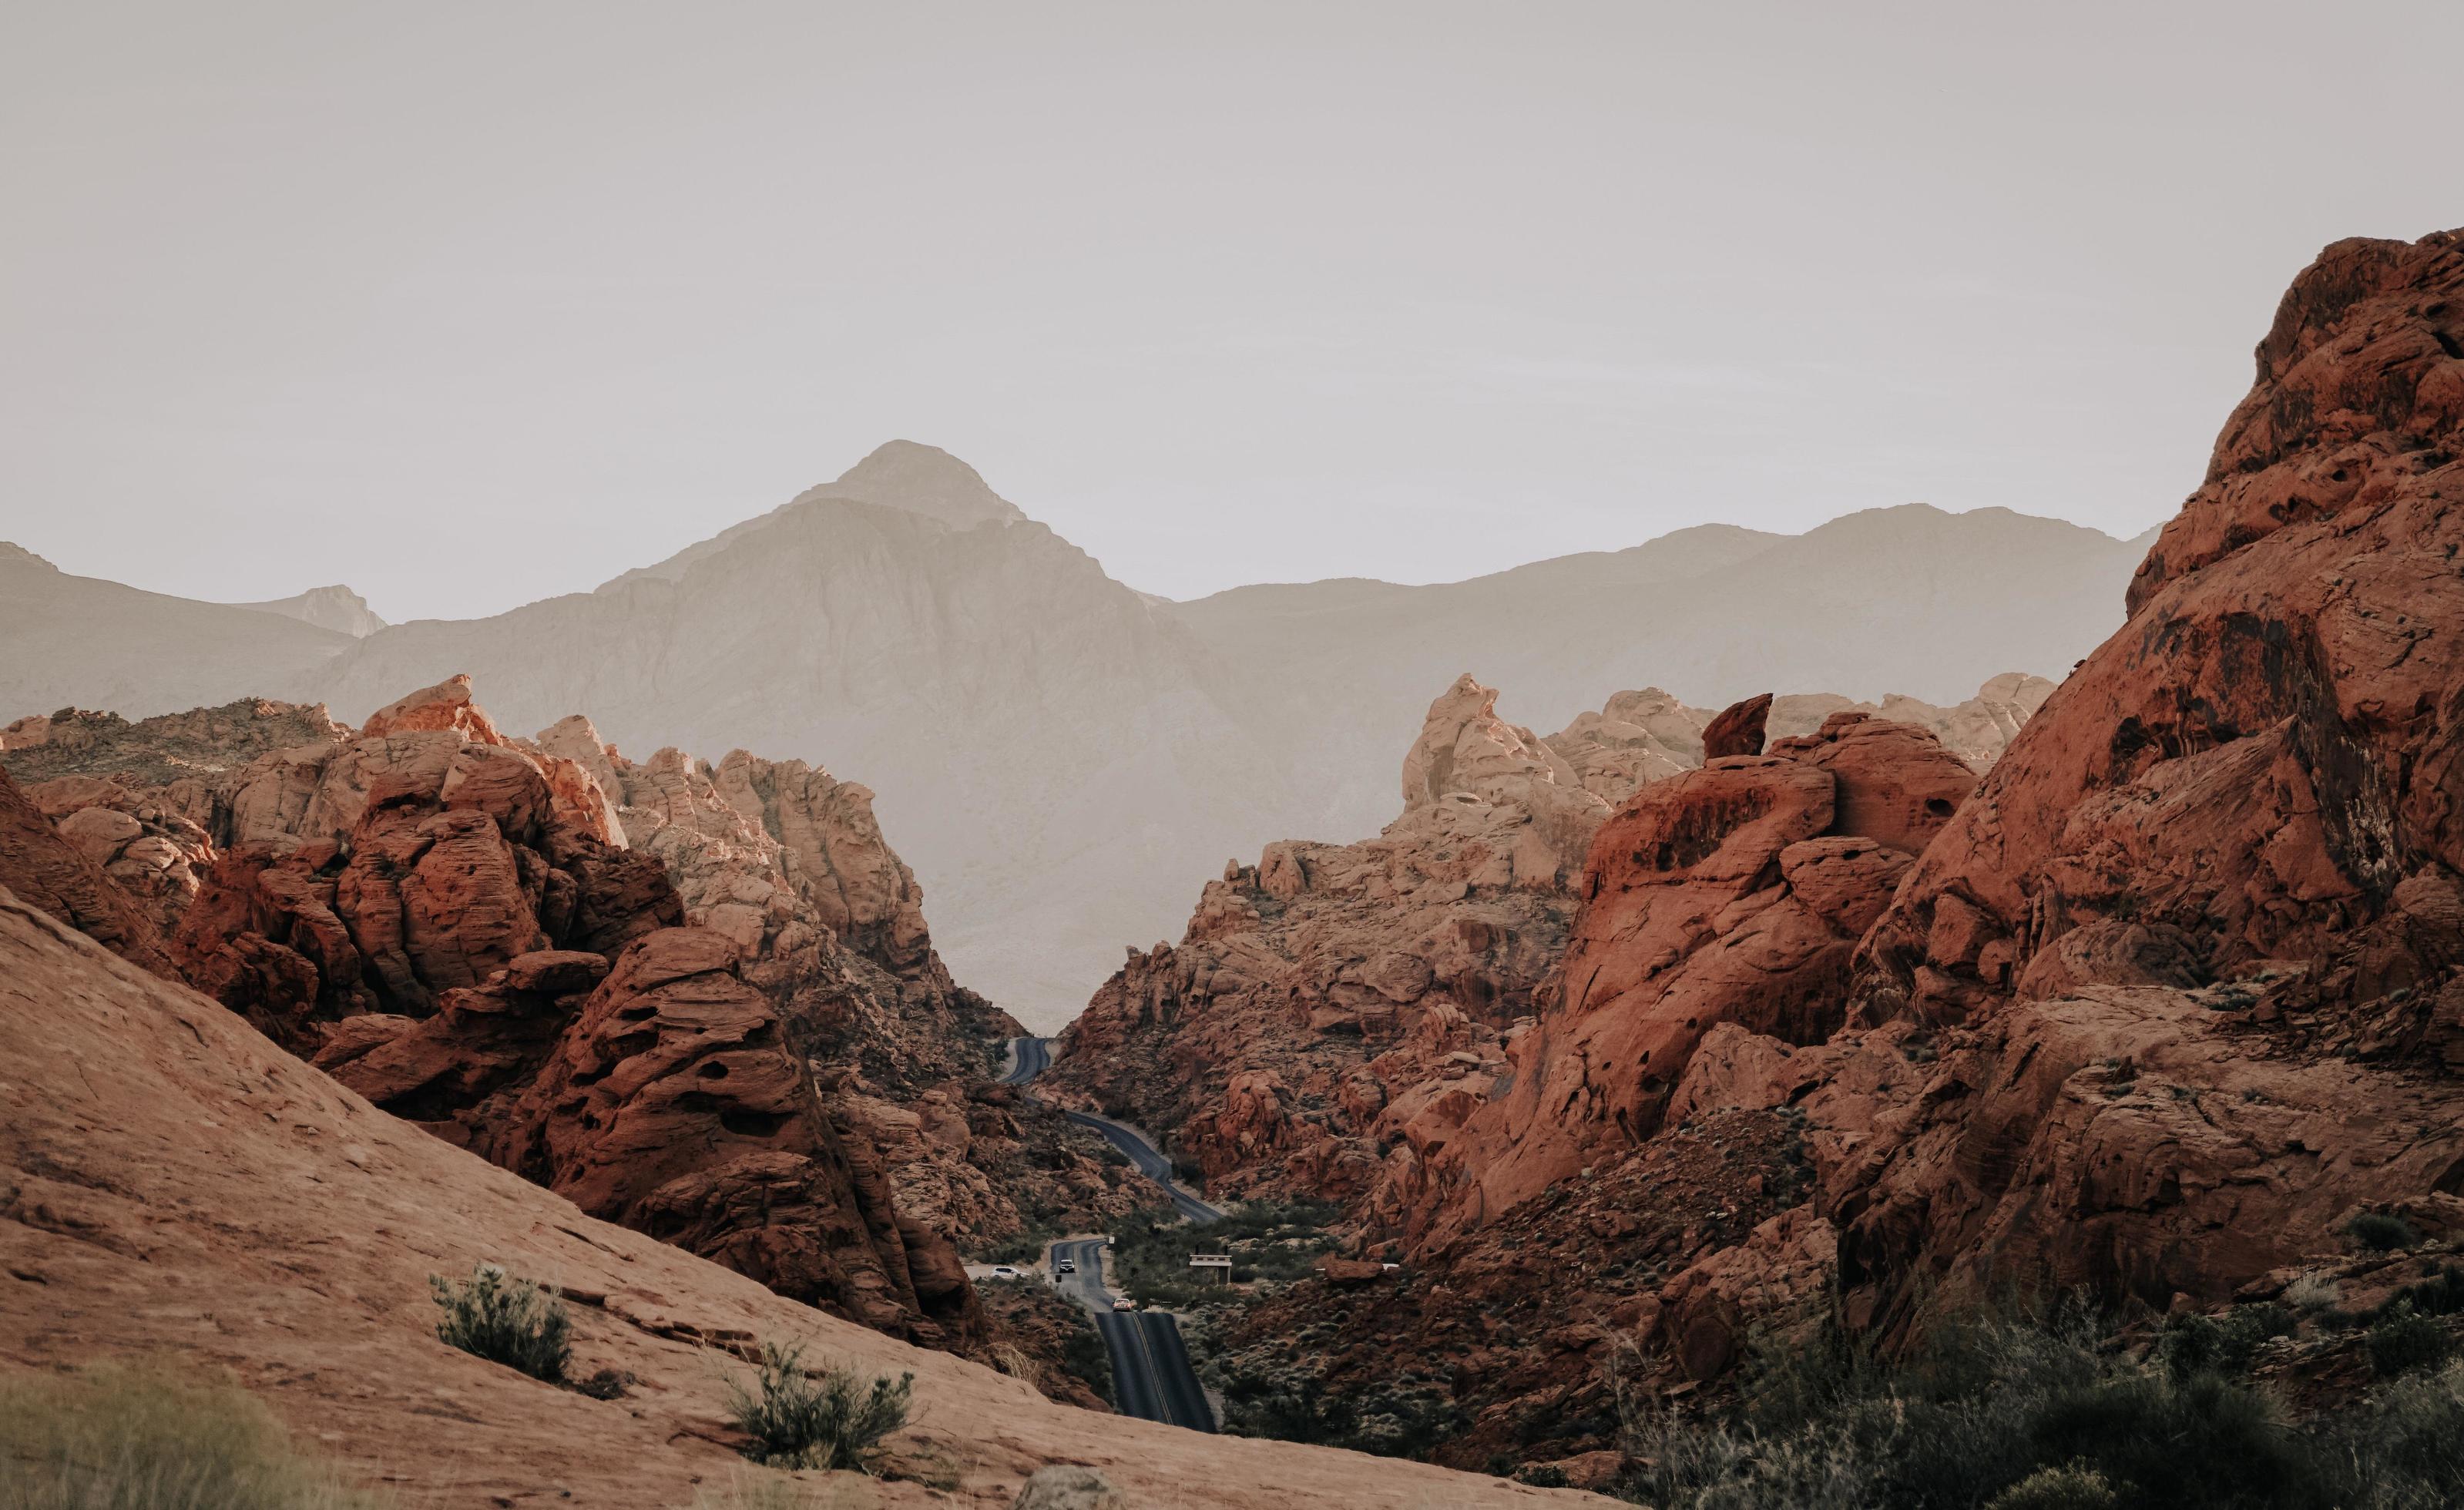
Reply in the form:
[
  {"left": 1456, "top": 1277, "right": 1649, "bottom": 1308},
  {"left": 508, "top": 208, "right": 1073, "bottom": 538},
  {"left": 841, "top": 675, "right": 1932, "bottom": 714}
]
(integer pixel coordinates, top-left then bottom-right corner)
[{"left": 1, "top": 445, "right": 2150, "bottom": 1026}]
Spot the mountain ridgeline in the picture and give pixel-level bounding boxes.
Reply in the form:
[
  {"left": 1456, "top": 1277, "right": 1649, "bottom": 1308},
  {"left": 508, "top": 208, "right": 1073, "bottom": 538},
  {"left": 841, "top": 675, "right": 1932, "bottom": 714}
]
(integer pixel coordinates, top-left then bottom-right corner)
[{"left": 0, "top": 441, "right": 2149, "bottom": 1026}]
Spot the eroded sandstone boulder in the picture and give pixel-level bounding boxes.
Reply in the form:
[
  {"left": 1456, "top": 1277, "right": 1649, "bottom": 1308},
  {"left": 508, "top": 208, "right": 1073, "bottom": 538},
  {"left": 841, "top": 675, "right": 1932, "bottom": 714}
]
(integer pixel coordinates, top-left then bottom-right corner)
[{"left": 1698, "top": 693, "right": 1772, "bottom": 760}]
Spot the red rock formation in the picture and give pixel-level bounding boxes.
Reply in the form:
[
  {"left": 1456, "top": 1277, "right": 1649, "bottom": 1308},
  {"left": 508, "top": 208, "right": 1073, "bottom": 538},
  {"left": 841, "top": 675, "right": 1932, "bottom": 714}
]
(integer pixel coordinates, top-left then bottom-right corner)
[
  {"left": 1698, "top": 693, "right": 1771, "bottom": 760},
  {"left": 1, "top": 673, "right": 1160, "bottom": 1363},
  {"left": 0, "top": 767, "right": 175, "bottom": 977},
  {"left": 0, "top": 884, "right": 1615, "bottom": 1508},
  {"left": 1560, "top": 229, "right": 2464, "bottom": 1371},
  {"left": 1049, "top": 669, "right": 2049, "bottom": 1229},
  {"left": 1732, "top": 229, "right": 2464, "bottom": 1337},
  {"left": 8, "top": 674, "right": 999, "bottom": 1347},
  {"left": 314, "top": 924, "right": 979, "bottom": 1340},
  {"left": 1418, "top": 716, "right": 1971, "bottom": 1250},
  {"left": 1046, "top": 676, "right": 1633, "bottom": 1210}
]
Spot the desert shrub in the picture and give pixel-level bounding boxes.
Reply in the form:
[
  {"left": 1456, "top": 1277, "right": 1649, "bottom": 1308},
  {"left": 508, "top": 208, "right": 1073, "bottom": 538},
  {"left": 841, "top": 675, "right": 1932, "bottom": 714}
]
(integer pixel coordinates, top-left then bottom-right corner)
[
  {"left": 975, "top": 1229, "right": 1056, "bottom": 1266},
  {"left": 1984, "top": 1464, "right": 2117, "bottom": 1510},
  {"left": 2157, "top": 1304, "right": 2298, "bottom": 1381},
  {"left": 724, "top": 1341, "right": 913, "bottom": 1472},
  {"left": 0, "top": 1363, "right": 387, "bottom": 1509},
  {"left": 2317, "top": 1359, "right": 2464, "bottom": 1507},
  {"left": 1614, "top": 1301, "right": 2331, "bottom": 1510},
  {"left": 2384, "top": 1263, "right": 2464, "bottom": 1318},
  {"left": 2349, "top": 1213, "right": 2419, "bottom": 1252},
  {"left": 430, "top": 1263, "right": 571, "bottom": 1383},
  {"left": 2366, "top": 1306, "right": 2452, "bottom": 1377},
  {"left": 2284, "top": 1271, "right": 2343, "bottom": 1314}
]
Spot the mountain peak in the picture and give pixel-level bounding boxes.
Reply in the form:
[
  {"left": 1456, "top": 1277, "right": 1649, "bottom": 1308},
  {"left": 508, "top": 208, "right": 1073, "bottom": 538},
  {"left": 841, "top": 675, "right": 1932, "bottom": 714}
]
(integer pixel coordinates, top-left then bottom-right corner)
[
  {"left": 799, "top": 440, "right": 1029, "bottom": 528},
  {"left": 233, "top": 583, "right": 387, "bottom": 637}
]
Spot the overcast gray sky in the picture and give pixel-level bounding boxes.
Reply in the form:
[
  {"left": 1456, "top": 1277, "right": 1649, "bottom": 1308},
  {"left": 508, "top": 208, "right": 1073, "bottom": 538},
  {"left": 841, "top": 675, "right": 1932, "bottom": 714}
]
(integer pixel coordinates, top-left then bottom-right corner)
[{"left": 5, "top": 1, "right": 2459, "bottom": 621}]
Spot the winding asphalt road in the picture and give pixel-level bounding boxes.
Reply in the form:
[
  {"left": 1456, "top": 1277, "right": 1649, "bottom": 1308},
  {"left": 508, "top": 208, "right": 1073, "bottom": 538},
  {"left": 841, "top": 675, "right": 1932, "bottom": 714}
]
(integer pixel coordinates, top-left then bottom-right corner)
[
  {"left": 1002, "top": 1037, "right": 1219, "bottom": 1432},
  {"left": 999, "top": 1038, "right": 1225, "bottom": 1225}
]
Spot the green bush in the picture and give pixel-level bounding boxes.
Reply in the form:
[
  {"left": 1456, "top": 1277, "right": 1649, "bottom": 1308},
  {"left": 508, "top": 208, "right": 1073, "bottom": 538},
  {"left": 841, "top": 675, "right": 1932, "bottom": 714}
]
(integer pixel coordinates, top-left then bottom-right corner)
[
  {"left": 0, "top": 1363, "right": 386, "bottom": 1509},
  {"left": 430, "top": 1263, "right": 572, "bottom": 1383},
  {"left": 975, "top": 1229, "right": 1057, "bottom": 1266},
  {"left": 2349, "top": 1213, "right": 2419, "bottom": 1252},
  {"left": 2366, "top": 1306, "right": 2452, "bottom": 1377},
  {"left": 723, "top": 1341, "right": 912, "bottom": 1472}
]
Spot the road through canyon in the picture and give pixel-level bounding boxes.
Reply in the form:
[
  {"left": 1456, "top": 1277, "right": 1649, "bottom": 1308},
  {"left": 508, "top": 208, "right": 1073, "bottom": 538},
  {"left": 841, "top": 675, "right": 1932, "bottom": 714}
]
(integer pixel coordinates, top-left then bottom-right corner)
[{"left": 1002, "top": 1037, "right": 1219, "bottom": 1431}]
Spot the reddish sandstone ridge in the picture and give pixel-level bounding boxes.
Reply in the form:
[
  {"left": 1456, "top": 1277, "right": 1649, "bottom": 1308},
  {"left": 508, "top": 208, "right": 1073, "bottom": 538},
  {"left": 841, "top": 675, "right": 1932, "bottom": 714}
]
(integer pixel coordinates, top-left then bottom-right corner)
[
  {"left": 1046, "top": 671, "right": 2045, "bottom": 1231},
  {"left": 1068, "top": 234, "right": 2464, "bottom": 1468},
  {"left": 0, "top": 676, "right": 1156, "bottom": 1356},
  {"left": 0, "top": 886, "right": 1609, "bottom": 1508}
]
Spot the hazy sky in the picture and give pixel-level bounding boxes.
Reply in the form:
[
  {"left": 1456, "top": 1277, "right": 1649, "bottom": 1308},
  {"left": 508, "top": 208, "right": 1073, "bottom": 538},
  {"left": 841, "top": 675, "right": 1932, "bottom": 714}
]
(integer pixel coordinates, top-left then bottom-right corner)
[{"left": 5, "top": 2, "right": 2460, "bottom": 621}]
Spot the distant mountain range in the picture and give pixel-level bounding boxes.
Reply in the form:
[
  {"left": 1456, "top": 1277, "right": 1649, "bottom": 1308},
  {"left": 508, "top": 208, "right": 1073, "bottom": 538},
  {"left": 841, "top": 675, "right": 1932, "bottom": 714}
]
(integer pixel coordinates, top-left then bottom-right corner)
[{"left": 0, "top": 442, "right": 2154, "bottom": 1027}]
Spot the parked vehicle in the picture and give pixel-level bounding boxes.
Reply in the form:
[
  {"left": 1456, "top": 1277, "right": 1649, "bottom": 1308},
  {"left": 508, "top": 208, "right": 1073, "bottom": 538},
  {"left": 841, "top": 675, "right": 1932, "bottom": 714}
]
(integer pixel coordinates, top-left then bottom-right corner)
[{"left": 989, "top": 1265, "right": 1021, "bottom": 1279}]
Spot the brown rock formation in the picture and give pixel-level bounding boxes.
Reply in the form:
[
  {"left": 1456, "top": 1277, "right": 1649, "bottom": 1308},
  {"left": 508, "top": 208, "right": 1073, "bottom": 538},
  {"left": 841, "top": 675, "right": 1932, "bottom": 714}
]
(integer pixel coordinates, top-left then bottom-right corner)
[
  {"left": 1698, "top": 692, "right": 1771, "bottom": 759},
  {"left": 314, "top": 924, "right": 979, "bottom": 1341},
  {"left": 1047, "top": 675, "right": 1633, "bottom": 1212},
  {"left": 0, "top": 884, "right": 1612, "bottom": 1508},
  {"left": 1418, "top": 716, "right": 1971, "bottom": 1250},
  {"left": 0, "top": 767, "right": 175, "bottom": 977},
  {"left": 1405, "top": 228, "right": 2464, "bottom": 1387},
  {"left": 1763, "top": 228, "right": 2464, "bottom": 1335},
  {"left": 5, "top": 673, "right": 1015, "bottom": 1347},
  {"left": 2, "top": 673, "right": 1154, "bottom": 1357},
  {"left": 1049, "top": 669, "right": 2046, "bottom": 1229}
]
